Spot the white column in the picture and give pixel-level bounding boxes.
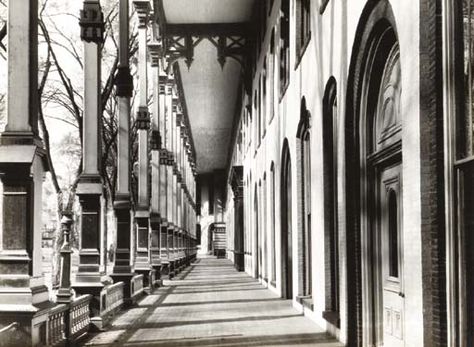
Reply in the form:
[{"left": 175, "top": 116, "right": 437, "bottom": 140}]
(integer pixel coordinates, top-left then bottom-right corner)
[
  {"left": 0, "top": 1, "right": 49, "bottom": 325},
  {"left": 133, "top": 0, "right": 153, "bottom": 287},
  {"left": 112, "top": 0, "right": 135, "bottom": 281}
]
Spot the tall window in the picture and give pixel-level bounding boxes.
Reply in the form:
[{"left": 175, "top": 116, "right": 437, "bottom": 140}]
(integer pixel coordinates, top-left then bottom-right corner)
[
  {"left": 448, "top": 2, "right": 474, "bottom": 344},
  {"left": 296, "top": 0, "right": 311, "bottom": 64},
  {"left": 297, "top": 98, "right": 312, "bottom": 298},
  {"left": 322, "top": 78, "right": 339, "bottom": 325},
  {"left": 270, "top": 162, "right": 276, "bottom": 285},
  {"left": 460, "top": 0, "right": 474, "bottom": 158},
  {"left": 280, "top": 0, "right": 290, "bottom": 97}
]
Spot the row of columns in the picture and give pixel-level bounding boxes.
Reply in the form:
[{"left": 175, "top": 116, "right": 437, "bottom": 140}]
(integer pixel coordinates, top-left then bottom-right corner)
[{"left": 0, "top": 0, "right": 198, "bottom": 343}]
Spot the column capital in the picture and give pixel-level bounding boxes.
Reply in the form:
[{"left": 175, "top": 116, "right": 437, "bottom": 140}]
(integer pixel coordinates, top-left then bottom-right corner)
[
  {"left": 133, "top": 0, "right": 152, "bottom": 28},
  {"left": 80, "top": 0, "right": 105, "bottom": 43}
]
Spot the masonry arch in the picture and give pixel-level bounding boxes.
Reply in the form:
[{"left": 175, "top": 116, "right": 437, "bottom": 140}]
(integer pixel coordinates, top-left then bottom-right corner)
[
  {"left": 269, "top": 161, "right": 276, "bottom": 286},
  {"left": 345, "top": 1, "right": 403, "bottom": 346},
  {"left": 280, "top": 139, "right": 293, "bottom": 299}
]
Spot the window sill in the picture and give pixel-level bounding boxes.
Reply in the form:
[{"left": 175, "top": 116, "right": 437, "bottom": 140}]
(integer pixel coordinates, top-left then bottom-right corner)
[{"left": 322, "top": 310, "right": 340, "bottom": 328}]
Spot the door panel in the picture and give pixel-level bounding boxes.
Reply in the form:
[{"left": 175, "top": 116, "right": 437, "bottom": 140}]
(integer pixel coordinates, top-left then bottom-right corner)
[{"left": 379, "top": 163, "right": 404, "bottom": 347}]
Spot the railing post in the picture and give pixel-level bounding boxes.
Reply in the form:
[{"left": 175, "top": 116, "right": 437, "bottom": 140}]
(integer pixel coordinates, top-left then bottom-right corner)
[{"left": 57, "top": 211, "right": 73, "bottom": 343}]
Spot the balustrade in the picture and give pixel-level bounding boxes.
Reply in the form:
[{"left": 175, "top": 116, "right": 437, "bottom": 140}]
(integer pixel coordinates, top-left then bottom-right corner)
[
  {"left": 47, "top": 304, "right": 67, "bottom": 346},
  {"left": 70, "top": 295, "right": 92, "bottom": 341},
  {"left": 105, "top": 282, "right": 125, "bottom": 316}
]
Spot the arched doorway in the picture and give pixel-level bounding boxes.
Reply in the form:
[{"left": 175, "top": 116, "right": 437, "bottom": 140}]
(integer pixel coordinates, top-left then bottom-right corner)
[
  {"left": 281, "top": 140, "right": 293, "bottom": 299},
  {"left": 346, "top": 2, "right": 403, "bottom": 345},
  {"left": 254, "top": 184, "right": 260, "bottom": 278}
]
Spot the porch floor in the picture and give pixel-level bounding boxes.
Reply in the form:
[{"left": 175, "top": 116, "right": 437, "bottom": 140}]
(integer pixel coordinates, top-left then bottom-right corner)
[{"left": 82, "top": 257, "right": 342, "bottom": 347}]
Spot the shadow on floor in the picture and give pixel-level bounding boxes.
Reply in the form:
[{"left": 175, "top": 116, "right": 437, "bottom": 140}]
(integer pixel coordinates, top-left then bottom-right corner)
[
  {"left": 87, "top": 332, "right": 337, "bottom": 347},
  {"left": 157, "top": 297, "right": 283, "bottom": 307}
]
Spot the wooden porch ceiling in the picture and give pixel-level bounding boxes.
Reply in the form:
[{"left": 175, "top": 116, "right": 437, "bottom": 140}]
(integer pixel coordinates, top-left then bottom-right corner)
[{"left": 154, "top": 0, "right": 255, "bottom": 174}]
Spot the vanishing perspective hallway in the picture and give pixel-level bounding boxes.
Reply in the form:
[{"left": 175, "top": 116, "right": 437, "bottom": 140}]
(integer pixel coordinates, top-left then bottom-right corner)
[{"left": 82, "top": 258, "right": 342, "bottom": 347}]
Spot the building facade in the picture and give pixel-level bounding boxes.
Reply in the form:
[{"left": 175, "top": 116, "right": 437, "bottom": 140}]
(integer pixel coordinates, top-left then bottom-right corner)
[{"left": 221, "top": 0, "right": 472, "bottom": 346}]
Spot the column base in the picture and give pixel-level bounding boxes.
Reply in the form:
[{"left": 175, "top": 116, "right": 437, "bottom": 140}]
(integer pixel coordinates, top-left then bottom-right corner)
[
  {"left": 134, "top": 268, "right": 156, "bottom": 292},
  {"left": 160, "top": 261, "right": 170, "bottom": 279},
  {"left": 151, "top": 264, "right": 163, "bottom": 287},
  {"left": 110, "top": 272, "right": 139, "bottom": 307}
]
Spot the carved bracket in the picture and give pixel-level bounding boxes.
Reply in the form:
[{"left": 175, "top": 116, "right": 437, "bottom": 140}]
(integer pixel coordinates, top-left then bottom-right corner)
[{"left": 162, "top": 24, "right": 248, "bottom": 70}]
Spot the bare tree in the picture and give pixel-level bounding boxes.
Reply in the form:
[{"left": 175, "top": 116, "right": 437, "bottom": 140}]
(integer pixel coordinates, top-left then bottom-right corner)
[{"left": 35, "top": 0, "right": 138, "bottom": 286}]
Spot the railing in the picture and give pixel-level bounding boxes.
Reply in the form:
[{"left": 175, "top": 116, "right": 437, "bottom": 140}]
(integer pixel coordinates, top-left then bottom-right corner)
[
  {"left": 47, "top": 304, "right": 67, "bottom": 346},
  {"left": 103, "top": 282, "right": 124, "bottom": 317},
  {"left": 70, "top": 294, "right": 92, "bottom": 341}
]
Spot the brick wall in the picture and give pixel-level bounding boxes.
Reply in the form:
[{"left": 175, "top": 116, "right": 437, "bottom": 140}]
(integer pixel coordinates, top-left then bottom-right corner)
[{"left": 419, "top": 0, "right": 447, "bottom": 345}]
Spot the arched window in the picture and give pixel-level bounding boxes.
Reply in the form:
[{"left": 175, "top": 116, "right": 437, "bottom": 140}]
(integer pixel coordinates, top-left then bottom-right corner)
[
  {"left": 296, "top": 0, "right": 311, "bottom": 64},
  {"left": 254, "top": 183, "right": 260, "bottom": 278},
  {"left": 281, "top": 140, "right": 293, "bottom": 299},
  {"left": 270, "top": 162, "right": 276, "bottom": 285},
  {"left": 263, "top": 172, "right": 268, "bottom": 281},
  {"left": 322, "top": 78, "right": 339, "bottom": 324},
  {"left": 270, "top": 30, "right": 276, "bottom": 122},
  {"left": 279, "top": 0, "right": 290, "bottom": 97},
  {"left": 262, "top": 60, "right": 267, "bottom": 135},
  {"left": 296, "top": 98, "right": 312, "bottom": 299}
]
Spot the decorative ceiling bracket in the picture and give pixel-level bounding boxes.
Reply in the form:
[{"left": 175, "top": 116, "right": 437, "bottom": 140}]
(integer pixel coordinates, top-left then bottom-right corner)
[{"left": 160, "top": 23, "right": 248, "bottom": 70}]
